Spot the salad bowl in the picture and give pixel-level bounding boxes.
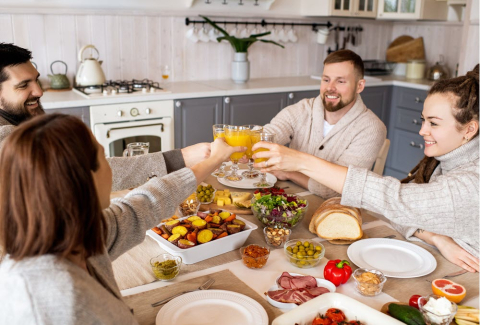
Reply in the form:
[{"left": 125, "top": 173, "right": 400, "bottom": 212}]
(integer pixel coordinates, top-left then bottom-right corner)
[{"left": 251, "top": 193, "right": 308, "bottom": 229}]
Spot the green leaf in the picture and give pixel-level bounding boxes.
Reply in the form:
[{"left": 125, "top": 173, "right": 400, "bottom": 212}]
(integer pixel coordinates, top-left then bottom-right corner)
[
  {"left": 250, "top": 31, "right": 271, "bottom": 38},
  {"left": 200, "top": 15, "right": 229, "bottom": 37},
  {"left": 259, "top": 39, "right": 285, "bottom": 48}
]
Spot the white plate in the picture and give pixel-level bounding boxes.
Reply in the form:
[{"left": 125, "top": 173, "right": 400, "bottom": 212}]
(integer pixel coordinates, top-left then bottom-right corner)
[
  {"left": 218, "top": 169, "right": 277, "bottom": 189},
  {"left": 156, "top": 290, "right": 268, "bottom": 325},
  {"left": 347, "top": 238, "right": 437, "bottom": 278},
  {"left": 272, "top": 292, "right": 405, "bottom": 325},
  {"left": 266, "top": 273, "right": 336, "bottom": 310}
]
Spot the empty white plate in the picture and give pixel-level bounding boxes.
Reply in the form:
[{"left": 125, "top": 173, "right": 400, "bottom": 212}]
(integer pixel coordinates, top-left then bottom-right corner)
[
  {"left": 347, "top": 238, "right": 437, "bottom": 278},
  {"left": 156, "top": 290, "right": 268, "bottom": 325}
]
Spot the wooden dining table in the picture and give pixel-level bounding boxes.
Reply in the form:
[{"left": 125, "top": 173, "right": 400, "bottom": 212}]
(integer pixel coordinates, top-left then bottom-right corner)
[{"left": 111, "top": 171, "right": 479, "bottom": 325}]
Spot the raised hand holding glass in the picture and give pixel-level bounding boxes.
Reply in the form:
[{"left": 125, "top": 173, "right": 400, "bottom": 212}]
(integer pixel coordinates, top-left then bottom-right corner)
[
  {"left": 224, "top": 125, "right": 249, "bottom": 181},
  {"left": 251, "top": 132, "right": 275, "bottom": 188},
  {"left": 211, "top": 124, "right": 228, "bottom": 178}
]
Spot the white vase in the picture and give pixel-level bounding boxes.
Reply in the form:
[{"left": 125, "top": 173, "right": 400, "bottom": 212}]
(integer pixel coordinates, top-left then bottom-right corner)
[{"left": 231, "top": 52, "right": 250, "bottom": 84}]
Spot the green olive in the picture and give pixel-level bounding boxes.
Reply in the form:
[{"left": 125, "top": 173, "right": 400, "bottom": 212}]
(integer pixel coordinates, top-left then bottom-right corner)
[
  {"left": 315, "top": 245, "right": 322, "bottom": 251},
  {"left": 286, "top": 246, "right": 292, "bottom": 252},
  {"left": 303, "top": 241, "right": 310, "bottom": 247},
  {"left": 296, "top": 241, "right": 302, "bottom": 246},
  {"left": 307, "top": 250, "right": 314, "bottom": 256}
]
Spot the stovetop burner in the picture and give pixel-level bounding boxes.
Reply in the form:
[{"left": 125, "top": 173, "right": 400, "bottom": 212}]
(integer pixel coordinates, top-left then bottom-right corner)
[{"left": 74, "top": 79, "right": 164, "bottom": 96}]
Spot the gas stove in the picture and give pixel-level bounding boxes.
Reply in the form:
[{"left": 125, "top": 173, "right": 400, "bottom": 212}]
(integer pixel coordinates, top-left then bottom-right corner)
[{"left": 73, "top": 79, "right": 171, "bottom": 98}]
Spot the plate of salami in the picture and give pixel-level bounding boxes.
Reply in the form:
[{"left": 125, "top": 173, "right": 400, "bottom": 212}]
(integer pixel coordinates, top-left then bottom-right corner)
[{"left": 266, "top": 272, "right": 336, "bottom": 310}]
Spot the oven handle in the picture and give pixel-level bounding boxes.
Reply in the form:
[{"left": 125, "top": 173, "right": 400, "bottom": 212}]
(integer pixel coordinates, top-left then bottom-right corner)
[{"left": 106, "top": 122, "right": 164, "bottom": 138}]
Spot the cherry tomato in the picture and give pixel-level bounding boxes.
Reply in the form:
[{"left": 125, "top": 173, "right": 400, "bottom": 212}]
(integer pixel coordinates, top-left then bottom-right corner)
[
  {"left": 409, "top": 294, "right": 422, "bottom": 309},
  {"left": 312, "top": 316, "right": 332, "bottom": 325},
  {"left": 326, "top": 308, "right": 346, "bottom": 322},
  {"left": 349, "top": 321, "right": 363, "bottom": 325}
]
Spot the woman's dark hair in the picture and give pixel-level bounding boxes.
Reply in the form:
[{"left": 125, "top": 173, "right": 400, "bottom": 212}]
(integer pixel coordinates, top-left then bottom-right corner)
[
  {"left": 401, "top": 64, "right": 479, "bottom": 184},
  {"left": 0, "top": 113, "right": 106, "bottom": 260}
]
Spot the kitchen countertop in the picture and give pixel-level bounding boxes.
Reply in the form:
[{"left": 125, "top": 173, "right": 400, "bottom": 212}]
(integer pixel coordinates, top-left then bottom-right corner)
[{"left": 41, "top": 75, "right": 435, "bottom": 109}]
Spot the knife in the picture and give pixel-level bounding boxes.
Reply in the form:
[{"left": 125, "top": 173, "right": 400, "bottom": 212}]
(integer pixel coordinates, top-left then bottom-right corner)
[{"left": 444, "top": 269, "right": 468, "bottom": 278}]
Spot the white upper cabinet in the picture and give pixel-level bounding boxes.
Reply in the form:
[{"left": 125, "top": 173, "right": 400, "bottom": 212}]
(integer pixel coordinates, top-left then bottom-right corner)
[
  {"left": 301, "top": 0, "right": 377, "bottom": 18},
  {"left": 377, "top": 0, "right": 448, "bottom": 19}
]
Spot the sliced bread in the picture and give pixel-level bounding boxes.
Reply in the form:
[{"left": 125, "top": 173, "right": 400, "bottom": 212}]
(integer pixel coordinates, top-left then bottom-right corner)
[{"left": 315, "top": 210, "right": 363, "bottom": 240}]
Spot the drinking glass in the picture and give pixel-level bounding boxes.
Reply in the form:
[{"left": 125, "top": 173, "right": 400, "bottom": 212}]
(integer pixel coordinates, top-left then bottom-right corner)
[
  {"left": 212, "top": 124, "right": 228, "bottom": 178},
  {"left": 241, "top": 125, "right": 263, "bottom": 179},
  {"left": 161, "top": 65, "right": 170, "bottom": 82},
  {"left": 251, "top": 132, "right": 275, "bottom": 188},
  {"left": 224, "top": 125, "right": 250, "bottom": 182},
  {"left": 123, "top": 142, "right": 149, "bottom": 157}
]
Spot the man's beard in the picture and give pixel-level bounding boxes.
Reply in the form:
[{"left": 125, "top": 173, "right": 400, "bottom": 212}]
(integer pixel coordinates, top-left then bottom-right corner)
[
  {"left": 322, "top": 92, "right": 356, "bottom": 113},
  {"left": 0, "top": 96, "right": 45, "bottom": 123}
]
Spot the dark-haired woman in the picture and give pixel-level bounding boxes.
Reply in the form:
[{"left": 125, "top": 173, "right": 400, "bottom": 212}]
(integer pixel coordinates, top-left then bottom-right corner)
[
  {"left": 253, "top": 65, "right": 480, "bottom": 272},
  {"left": 0, "top": 114, "right": 244, "bottom": 324}
]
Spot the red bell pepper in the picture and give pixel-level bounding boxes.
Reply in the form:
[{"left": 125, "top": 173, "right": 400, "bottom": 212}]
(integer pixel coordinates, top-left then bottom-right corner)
[{"left": 324, "top": 259, "right": 352, "bottom": 287}]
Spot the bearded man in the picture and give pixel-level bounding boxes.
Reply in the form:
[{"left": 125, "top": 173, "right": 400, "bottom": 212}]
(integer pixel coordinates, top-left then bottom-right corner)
[
  {"left": 263, "top": 50, "right": 387, "bottom": 199},
  {"left": 0, "top": 43, "right": 211, "bottom": 191}
]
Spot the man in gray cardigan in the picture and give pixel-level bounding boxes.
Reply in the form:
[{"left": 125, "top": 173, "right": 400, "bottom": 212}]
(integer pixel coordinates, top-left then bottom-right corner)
[
  {"left": 264, "top": 50, "right": 387, "bottom": 199},
  {"left": 0, "top": 43, "right": 210, "bottom": 191}
]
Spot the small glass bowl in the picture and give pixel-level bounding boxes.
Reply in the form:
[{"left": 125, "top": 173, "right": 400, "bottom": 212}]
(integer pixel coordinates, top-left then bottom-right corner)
[
  {"left": 283, "top": 239, "right": 325, "bottom": 269},
  {"left": 197, "top": 188, "right": 216, "bottom": 205},
  {"left": 418, "top": 294, "right": 458, "bottom": 325},
  {"left": 240, "top": 244, "right": 270, "bottom": 269},
  {"left": 263, "top": 226, "right": 291, "bottom": 248},
  {"left": 177, "top": 196, "right": 200, "bottom": 217},
  {"left": 353, "top": 268, "right": 386, "bottom": 296},
  {"left": 150, "top": 253, "right": 182, "bottom": 281}
]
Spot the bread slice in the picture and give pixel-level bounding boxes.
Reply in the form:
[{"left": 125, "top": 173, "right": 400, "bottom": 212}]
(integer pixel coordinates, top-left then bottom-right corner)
[
  {"left": 315, "top": 211, "right": 363, "bottom": 240},
  {"left": 308, "top": 197, "right": 341, "bottom": 233}
]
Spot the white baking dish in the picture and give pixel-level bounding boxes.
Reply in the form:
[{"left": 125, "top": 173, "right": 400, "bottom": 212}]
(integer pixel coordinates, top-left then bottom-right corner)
[{"left": 146, "top": 214, "right": 257, "bottom": 264}]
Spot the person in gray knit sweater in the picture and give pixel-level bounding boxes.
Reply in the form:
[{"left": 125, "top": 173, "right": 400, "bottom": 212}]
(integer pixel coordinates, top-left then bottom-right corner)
[
  {"left": 0, "top": 113, "right": 244, "bottom": 324},
  {"left": 253, "top": 65, "right": 480, "bottom": 273},
  {"left": 0, "top": 43, "right": 210, "bottom": 192},
  {"left": 262, "top": 50, "right": 387, "bottom": 199}
]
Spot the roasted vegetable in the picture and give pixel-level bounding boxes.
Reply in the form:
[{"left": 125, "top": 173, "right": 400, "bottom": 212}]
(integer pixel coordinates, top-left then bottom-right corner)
[
  {"left": 197, "top": 211, "right": 209, "bottom": 218},
  {"left": 152, "top": 226, "right": 162, "bottom": 235},
  {"left": 224, "top": 213, "right": 236, "bottom": 222},
  {"left": 187, "top": 216, "right": 201, "bottom": 223},
  {"left": 171, "top": 226, "right": 188, "bottom": 237},
  {"left": 227, "top": 224, "right": 241, "bottom": 234},
  {"left": 167, "top": 233, "right": 182, "bottom": 245},
  {"left": 197, "top": 229, "right": 214, "bottom": 244},
  {"left": 192, "top": 219, "right": 207, "bottom": 230},
  {"left": 165, "top": 220, "right": 180, "bottom": 232},
  {"left": 209, "top": 228, "right": 224, "bottom": 236},
  {"left": 219, "top": 211, "right": 231, "bottom": 220},
  {"left": 178, "top": 239, "right": 196, "bottom": 249},
  {"left": 212, "top": 215, "right": 221, "bottom": 224},
  {"left": 159, "top": 225, "right": 171, "bottom": 237},
  {"left": 232, "top": 219, "right": 246, "bottom": 230}
]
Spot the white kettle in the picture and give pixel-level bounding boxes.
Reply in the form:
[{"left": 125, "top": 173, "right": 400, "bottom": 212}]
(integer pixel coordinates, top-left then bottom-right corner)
[{"left": 76, "top": 45, "right": 106, "bottom": 86}]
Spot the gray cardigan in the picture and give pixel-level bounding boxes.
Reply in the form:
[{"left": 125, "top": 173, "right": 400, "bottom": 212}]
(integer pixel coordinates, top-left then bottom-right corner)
[
  {"left": 0, "top": 116, "right": 185, "bottom": 191},
  {"left": 264, "top": 95, "right": 387, "bottom": 199},
  {"left": 341, "top": 137, "right": 479, "bottom": 257},
  {"left": 0, "top": 168, "right": 197, "bottom": 325}
]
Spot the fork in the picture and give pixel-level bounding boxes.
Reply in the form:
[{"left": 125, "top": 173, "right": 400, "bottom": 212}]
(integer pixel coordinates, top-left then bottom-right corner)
[
  {"left": 425, "top": 270, "right": 469, "bottom": 283},
  {"left": 151, "top": 278, "right": 215, "bottom": 307}
]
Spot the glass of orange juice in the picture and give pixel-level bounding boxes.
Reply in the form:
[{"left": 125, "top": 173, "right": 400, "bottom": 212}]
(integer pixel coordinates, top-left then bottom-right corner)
[
  {"left": 251, "top": 132, "right": 275, "bottom": 188},
  {"left": 241, "top": 125, "right": 263, "bottom": 179},
  {"left": 212, "top": 124, "right": 228, "bottom": 178},
  {"left": 224, "top": 125, "right": 250, "bottom": 181}
]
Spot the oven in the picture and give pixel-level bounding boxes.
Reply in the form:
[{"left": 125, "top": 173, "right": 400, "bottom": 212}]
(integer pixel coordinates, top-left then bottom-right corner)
[{"left": 90, "top": 100, "right": 174, "bottom": 157}]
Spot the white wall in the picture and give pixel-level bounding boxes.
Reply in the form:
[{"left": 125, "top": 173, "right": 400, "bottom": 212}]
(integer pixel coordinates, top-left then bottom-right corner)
[{"left": 0, "top": 11, "right": 470, "bottom": 86}]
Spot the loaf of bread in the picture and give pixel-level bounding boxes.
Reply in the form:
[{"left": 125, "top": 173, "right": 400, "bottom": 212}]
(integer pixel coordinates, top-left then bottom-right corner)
[{"left": 309, "top": 197, "right": 363, "bottom": 240}]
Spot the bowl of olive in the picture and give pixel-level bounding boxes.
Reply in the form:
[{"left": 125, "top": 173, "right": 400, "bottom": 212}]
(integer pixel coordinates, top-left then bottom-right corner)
[
  {"left": 284, "top": 239, "right": 325, "bottom": 268},
  {"left": 196, "top": 184, "right": 216, "bottom": 204}
]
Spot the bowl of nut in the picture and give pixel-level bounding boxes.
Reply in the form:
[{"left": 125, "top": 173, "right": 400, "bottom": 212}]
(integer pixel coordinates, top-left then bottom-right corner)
[
  {"left": 352, "top": 268, "right": 386, "bottom": 296},
  {"left": 264, "top": 227, "right": 291, "bottom": 248},
  {"left": 284, "top": 239, "right": 325, "bottom": 268},
  {"left": 177, "top": 193, "right": 200, "bottom": 217}
]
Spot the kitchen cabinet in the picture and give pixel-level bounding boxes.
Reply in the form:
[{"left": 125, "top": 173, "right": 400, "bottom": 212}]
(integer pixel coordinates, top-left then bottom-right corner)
[
  {"left": 360, "top": 86, "right": 392, "bottom": 125},
  {"left": 47, "top": 106, "right": 90, "bottom": 128},
  {"left": 377, "top": 0, "right": 447, "bottom": 20},
  {"left": 301, "top": 0, "right": 377, "bottom": 18},
  {"left": 286, "top": 90, "right": 319, "bottom": 106},
  {"left": 384, "top": 86, "right": 427, "bottom": 179},
  {"left": 174, "top": 97, "right": 223, "bottom": 148},
  {"left": 223, "top": 92, "right": 287, "bottom": 126}
]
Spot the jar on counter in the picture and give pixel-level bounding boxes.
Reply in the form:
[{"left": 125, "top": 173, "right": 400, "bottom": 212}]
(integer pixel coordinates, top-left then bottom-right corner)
[{"left": 406, "top": 59, "right": 426, "bottom": 79}]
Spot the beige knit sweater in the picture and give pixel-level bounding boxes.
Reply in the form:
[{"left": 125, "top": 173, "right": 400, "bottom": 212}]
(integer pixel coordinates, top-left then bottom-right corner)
[
  {"left": 341, "top": 137, "right": 479, "bottom": 257},
  {"left": 264, "top": 95, "right": 387, "bottom": 198}
]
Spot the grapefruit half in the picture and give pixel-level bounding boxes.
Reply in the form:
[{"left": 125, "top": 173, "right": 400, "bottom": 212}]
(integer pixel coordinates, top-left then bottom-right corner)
[{"left": 431, "top": 279, "right": 466, "bottom": 303}]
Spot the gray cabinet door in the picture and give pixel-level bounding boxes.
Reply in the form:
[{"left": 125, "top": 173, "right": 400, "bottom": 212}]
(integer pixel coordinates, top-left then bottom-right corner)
[
  {"left": 47, "top": 106, "right": 90, "bottom": 128},
  {"left": 286, "top": 90, "right": 319, "bottom": 106},
  {"left": 361, "top": 86, "right": 392, "bottom": 126},
  {"left": 174, "top": 97, "right": 223, "bottom": 148},
  {"left": 223, "top": 93, "right": 287, "bottom": 126}
]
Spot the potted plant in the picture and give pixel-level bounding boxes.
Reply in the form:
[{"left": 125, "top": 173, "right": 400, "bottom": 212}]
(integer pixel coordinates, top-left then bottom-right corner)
[{"left": 201, "top": 16, "right": 284, "bottom": 83}]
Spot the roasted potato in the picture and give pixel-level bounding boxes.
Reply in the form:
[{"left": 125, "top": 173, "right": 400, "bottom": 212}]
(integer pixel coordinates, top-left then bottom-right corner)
[{"left": 178, "top": 239, "right": 196, "bottom": 249}]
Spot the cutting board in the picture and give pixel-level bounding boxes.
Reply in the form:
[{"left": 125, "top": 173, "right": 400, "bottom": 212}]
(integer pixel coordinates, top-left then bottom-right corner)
[
  {"left": 386, "top": 37, "right": 425, "bottom": 63},
  {"left": 388, "top": 35, "right": 414, "bottom": 49},
  {"left": 199, "top": 203, "right": 253, "bottom": 215}
]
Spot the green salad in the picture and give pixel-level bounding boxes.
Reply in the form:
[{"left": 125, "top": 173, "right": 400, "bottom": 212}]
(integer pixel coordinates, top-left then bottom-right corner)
[{"left": 251, "top": 193, "right": 308, "bottom": 228}]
